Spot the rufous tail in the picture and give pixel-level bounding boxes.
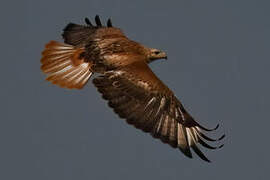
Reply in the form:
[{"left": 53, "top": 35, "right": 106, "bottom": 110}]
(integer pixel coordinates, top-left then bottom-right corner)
[{"left": 41, "top": 41, "right": 93, "bottom": 89}]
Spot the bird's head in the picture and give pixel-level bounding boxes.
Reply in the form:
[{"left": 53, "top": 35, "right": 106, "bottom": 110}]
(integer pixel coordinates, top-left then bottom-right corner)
[{"left": 147, "top": 48, "right": 167, "bottom": 63}]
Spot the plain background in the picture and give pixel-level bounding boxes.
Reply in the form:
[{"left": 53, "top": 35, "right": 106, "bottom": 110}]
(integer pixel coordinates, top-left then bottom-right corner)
[{"left": 1, "top": 0, "right": 269, "bottom": 179}]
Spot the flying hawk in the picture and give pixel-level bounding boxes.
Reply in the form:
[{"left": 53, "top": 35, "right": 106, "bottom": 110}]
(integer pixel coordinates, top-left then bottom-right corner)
[{"left": 41, "top": 15, "right": 224, "bottom": 162}]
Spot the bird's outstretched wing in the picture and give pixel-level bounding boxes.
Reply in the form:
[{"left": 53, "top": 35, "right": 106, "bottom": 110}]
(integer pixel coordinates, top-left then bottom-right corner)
[{"left": 93, "top": 61, "right": 224, "bottom": 162}]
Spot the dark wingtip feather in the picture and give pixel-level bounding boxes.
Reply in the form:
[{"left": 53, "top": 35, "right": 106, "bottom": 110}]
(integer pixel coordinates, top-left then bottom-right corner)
[
  {"left": 179, "top": 147, "right": 193, "bottom": 158},
  {"left": 95, "top": 15, "right": 102, "bottom": 27},
  {"left": 200, "top": 123, "right": 219, "bottom": 132},
  {"left": 218, "top": 134, "right": 226, "bottom": 141},
  {"left": 85, "top": 17, "right": 93, "bottom": 26},
  {"left": 191, "top": 144, "right": 211, "bottom": 162},
  {"left": 213, "top": 124, "right": 219, "bottom": 130},
  {"left": 197, "top": 136, "right": 223, "bottom": 150},
  {"left": 218, "top": 144, "right": 224, "bottom": 149},
  {"left": 107, "top": 18, "right": 112, "bottom": 27},
  {"left": 194, "top": 128, "right": 225, "bottom": 143}
]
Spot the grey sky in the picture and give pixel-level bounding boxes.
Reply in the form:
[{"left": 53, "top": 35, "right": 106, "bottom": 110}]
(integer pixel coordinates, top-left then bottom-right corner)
[{"left": 1, "top": 0, "right": 269, "bottom": 179}]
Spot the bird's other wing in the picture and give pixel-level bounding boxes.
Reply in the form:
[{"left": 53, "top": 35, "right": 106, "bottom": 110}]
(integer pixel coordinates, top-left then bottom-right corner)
[
  {"left": 62, "top": 15, "right": 125, "bottom": 46},
  {"left": 93, "top": 61, "right": 224, "bottom": 162}
]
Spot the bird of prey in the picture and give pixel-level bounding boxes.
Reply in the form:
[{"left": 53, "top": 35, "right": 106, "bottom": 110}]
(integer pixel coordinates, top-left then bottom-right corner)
[{"left": 41, "top": 15, "right": 224, "bottom": 162}]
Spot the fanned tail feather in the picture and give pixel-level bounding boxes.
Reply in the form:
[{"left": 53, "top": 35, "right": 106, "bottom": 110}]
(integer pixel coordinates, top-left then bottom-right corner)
[{"left": 41, "top": 41, "right": 93, "bottom": 89}]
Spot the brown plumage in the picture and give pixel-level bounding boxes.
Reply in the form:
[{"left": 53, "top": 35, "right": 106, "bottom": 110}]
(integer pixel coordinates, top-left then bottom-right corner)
[{"left": 41, "top": 15, "right": 224, "bottom": 162}]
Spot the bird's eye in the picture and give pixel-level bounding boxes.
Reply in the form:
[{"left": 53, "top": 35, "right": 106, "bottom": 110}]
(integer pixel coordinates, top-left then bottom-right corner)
[{"left": 154, "top": 51, "right": 160, "bottom": 55}]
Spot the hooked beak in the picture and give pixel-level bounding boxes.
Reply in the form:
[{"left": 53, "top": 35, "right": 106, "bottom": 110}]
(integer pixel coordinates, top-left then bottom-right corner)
[{"left": 158, "top": 50, "right": 167, "bottom": 60}]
